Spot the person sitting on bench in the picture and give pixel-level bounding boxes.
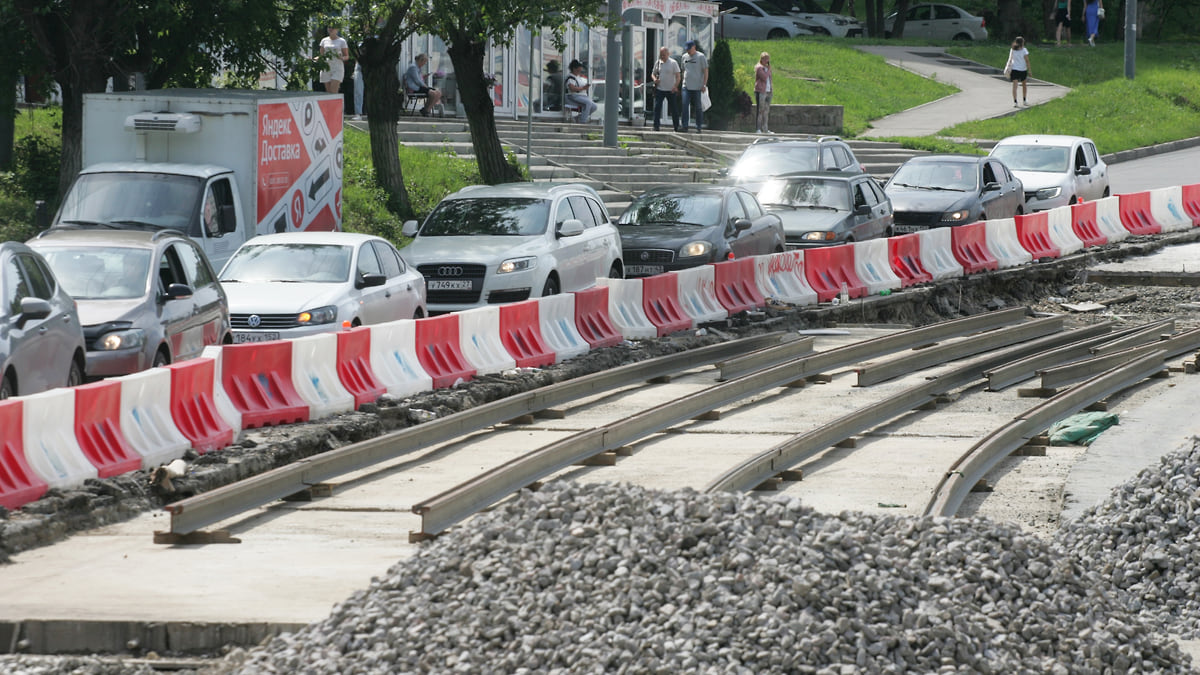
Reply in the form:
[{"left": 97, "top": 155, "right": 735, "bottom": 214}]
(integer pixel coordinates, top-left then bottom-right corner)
[
  {"left": 565, "top": 59, "right": 598, "bottom": 123},
  {"left": 404, "top": 53, "right": 442, "bottom": 116}
]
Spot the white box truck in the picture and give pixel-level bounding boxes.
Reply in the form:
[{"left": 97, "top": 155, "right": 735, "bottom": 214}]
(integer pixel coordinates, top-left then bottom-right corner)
[{"left": 53, "top": 89, "right": 344, "bottom": 270}]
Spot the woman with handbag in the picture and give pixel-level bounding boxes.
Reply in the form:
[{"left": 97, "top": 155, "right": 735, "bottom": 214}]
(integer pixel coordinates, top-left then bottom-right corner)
[
  {"left": 1085, "top": 0, "right": 1104, "bottom": 46},
  {"left": 1005, "top": 36, "right": 1031, "bottom": 108}
]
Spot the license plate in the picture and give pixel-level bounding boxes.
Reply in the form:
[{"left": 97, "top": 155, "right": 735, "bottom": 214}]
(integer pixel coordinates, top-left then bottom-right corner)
[
  {"left": 893, "top": 224, "right": 930, "bottom": 233},
  {"left": 626, "top": 264, "right": 664, "bottom": 276},
  {"left": 428, "top": 279, "right": 473, "bottom": 290},
  {"left": 233, "top": 331, "right": 280, "bottom": 343}
]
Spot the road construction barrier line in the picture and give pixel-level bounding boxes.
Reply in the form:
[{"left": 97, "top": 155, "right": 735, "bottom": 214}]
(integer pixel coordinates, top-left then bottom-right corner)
[
  {"left": 220, "top": 341, "right": 310, "bottom": 429},
  {"left": 888, "top": 233, "right": 933, "bottom": 287},
  {"left": 672, "top": 266, "right": 729, "bottom": 322},
  {"left": 73, "top": 380, "right": 143, "bottom": 478},
  {"left": 916, "top": 228, "right": 964, "bottom": 281},
  {"left": 22, "top": 389, "right": 99, "bottom": 490},
  {"left": 755, "top": 251, "right": 818, "bottom": 306},
  {"left": 335, "top": 327, "right": 387, "bottom": 407},
  {"left": 1182, "top": 183, "right": 1200, "bottom": 226},
  {"left": 414, "top": 314, "right": 476, "bottom": 389},
  {"left": 291, "top": 333, "right": 356, "bottom": 419},
  {"left": 597, "top": 278, "right": 657, "bottom": 339},
  {"left": 537, "top": 294, "right": 590, "bottom": 363},
  {"left": 0, "top": 400, "right": 48, "bottom": 510},
  {"left": 985, "top": 218, "right": 1033, "bottom": 268},
  {"left": 458, "top": 305, "right": 518, "bottom": 375},
  {"left": 951, "top": 222, "right": 999, "bottom": 274},
  {"left": 369, "top": 319, "right": 435, "bottom": 396},
  {"left": 1148, "top": 186, "right": 1193, "bottom": 232},
  {"left": 640, "top": 273, "right": 693, "bottom": 336},
  {"left": 1013, "top": 212, "right": 1060, "bottom": 260},
  {"left": 853, "top": 239, "right": 902, "bottom": 295},
  {"left": 1093, "top": 195, "right": 1129, "bottom": 243},
  {"left": 499, "top": 300, "right": 556, "bottom": 368},
  {"left": 572, "top": 286, "right": 623, "bottom": 348},
  {"left": 712, "top": 258, "right": 766, "bottom": 313},
  {"left": 167, "top": 357, "right": 235, "bottom": 454},
  {"left": 117, "top": 368, "right": 191, "bottom": 469},
  {"left": 805, "top": 243, "right": 867, "bottom": 302},
  {"left": 1045, "top": 205, "right": 1084, "bottom": 255},
  {"left": 1119, "top": 191, "right": 1161, "bottom": 235}
]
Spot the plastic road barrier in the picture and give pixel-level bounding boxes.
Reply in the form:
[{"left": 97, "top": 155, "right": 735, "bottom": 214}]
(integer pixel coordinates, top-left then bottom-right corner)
[
  {"left": 458, "top": 306, "right": 518, "bottom": 374},
  {"left": 369, "top": 319, "right": 434, "bottom": 397},
  {"left": 888, "top": 233, "right": 933, "bottom": 287},
  {"left": 1013, "top": 213, "right": 1060, "bottom": 260},
  {"left": 640, "top": 273, "right": 693, "bottom": 336},
  {"left": 804, "top": 244, "right": 867, "bottom": 302},
  {"left": 22, "top": 389, "right": 98, "bottom": 490},
  {"left": 537, "top": 294, "right": 590, "bottom": 363},
  {"left": 0, "top": 400, "right": 48, "bottom": 510},
  {"left": 597, "top": 278, "right": 657, "bottom": 339},
  {"left": 291, "top": 333, "right": 356, "bottom": 419},
  {"left": 200, "top": 346, "right": 245, "bottom": 438},
  {"left": 498, "top": 300, "right": 557, "bottom": 368},
  {"left": 1182, "top": 183, "right": 1200, "bottom": 226},
  {"left": 754, "top": 251, "right": 818, "bottom": 306},
  {"left": 334, "top": 327, "right": 387, "bottom": 407},
  {"left": 672, "top": 266, "right": 729, "bottom": 323},
  {"left": 1093, "top": 196, "right": 1129, "bottom": 243},
  {"left": 73, "top": 380, "right": 143, "bottom": 478},
  {"left": 414, "top": 314, "right": 476, "bottom": 388},
  {"left": 984, "top": 218, "right": 1033, "bottom": 269},
  {"left": 951, "top": 222, "right": 999, "bottom": 274},
  {"left": 1067, "top": 201, "right": 1106, "bottom": 248},
  {"left": 572, "top": 286, "right": 623, "bottom": 349},
  {"left": 1148, "top": 186, "right": 1193, "bottom": 232},
  {"left": 711, "top": 258, "right": 766, "bottom": 313},
  {"left": 1118, "top": 191, "right": 1161, "bottom": 236},
  {"left": 220, "top": 341, "right": 311, "bottom": 429},
  {"left": 167, "top": 357, "right": 235, "bottom": 453},
  {"left": 916, "top": 228, "right": 964, "bottom": 281},
  {"left": 117, "top": 368, "right": 191, "bottom": 468},
  {"left": 1045, "top": 205, "right": 1084, "bottom": 255},
  {"left": 853, "top": 239, "right": 902, "bottom": 295}
]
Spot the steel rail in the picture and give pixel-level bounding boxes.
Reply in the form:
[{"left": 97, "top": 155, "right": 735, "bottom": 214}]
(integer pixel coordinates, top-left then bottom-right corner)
[
  {"left": 717, "top": 336, "right": 814, "bottom": 381},
  {"left": 163, "top": 332, "right": 787, "bottom": 535},
  {"left": 411, "top": 309, "right": 1032, "bottom": 536},
  {"left": 705, "top": 321, "right": 1112, "bottom": 494},
  {"left": 1088, "top": 319, "right": 1175, "bottom": 356},
  {"left": 984, "top": 321, "right": 1118, "bottom": 391},
  {"left": 924, "top": 350, "right": 1169, "bottom": 518},
  {"left": 1038, "top": 327, "right": 1200, "bottom": 390}
]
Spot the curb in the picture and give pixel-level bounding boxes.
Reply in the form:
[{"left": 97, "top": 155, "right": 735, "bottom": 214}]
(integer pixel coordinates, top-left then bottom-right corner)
[{"left": 1103, "top": 136, "right": 1200, "bottom": 165}]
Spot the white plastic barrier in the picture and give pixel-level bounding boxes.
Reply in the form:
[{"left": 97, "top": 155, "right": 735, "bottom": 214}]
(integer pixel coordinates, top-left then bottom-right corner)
[
  {"left": 537, "top": 294, "right": 590, "bottom": 363},
  {"left": 916, "top": 228, "right": 964, "bottom": 281},
  {"left": 118, "top": 368, "right": 191, "bottom": 468},
  {"left": 201, "top": 345, "right": 244, "bottom": 436},
  {"left": 597, "top": 278, "right": 656, "bottom": 339},
  {"left": 672, "top": 265, "right": 728, "bottom": 323},
  {"left": 1046, "top": 206, "right": 1084, "bottom": 256},
  {"left": 853, "top": 240, "right": 902, "bottom": 295},
  {"left": 369, "top": 319, "right": 433, "bottom": 398},
  {"left": 1093, "top": 196, "right": 1129, "bottom": 243},
  {"left": 291, "top": 334, "right": 356, "bottom": 419},
  {"left": 457, "top": 305, "right": 517, "bottom": 374},
  {"left": 1149, "top": 186, "right": 1193, "bottom": 232},
  {"left": 754, "top": 251, "right": 818, "bottom": 307},
  {"left": 22, "top": 389, "right": 97, "bottom": 490},
  {"left": 984, "top": 218, "right": 1032, "bottom": 269}
]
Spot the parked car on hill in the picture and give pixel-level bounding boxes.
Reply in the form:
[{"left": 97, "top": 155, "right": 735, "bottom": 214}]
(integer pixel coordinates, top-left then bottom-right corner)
[
  {"left": 29, "top": 227, "right": 230, "bottom": 378},
  {"left": 988, "top": 135, "right": 1110, "bottom": 212},
  {"left": 617, "top": 185, "right": 786, "bottom": 276},
  {"left": 765, "top": 0, "right": 865, "bottom": 36},
  {"left": 758, "top": 172, "right": 894, "bottom": 247},
  {"left": 884, "top": 3, "right": 987, "bottom": 40},
  {"left": 722, "top": 137, "right": 866, "bottom": 192},
  {"left": 0, "top": 242, "right": 86, "bottom": 399},
  {"left": 218, "top": 232, "right": 426, "bottom": 343},
  {"left": 884, "top": 154, "right": 1024, "bottom": 232},
  {"left": 718, "top": 0, "right": 816, "bottom": 40},
  {"left": 401, "top": 183, "right": 623, "bottom": 313}
]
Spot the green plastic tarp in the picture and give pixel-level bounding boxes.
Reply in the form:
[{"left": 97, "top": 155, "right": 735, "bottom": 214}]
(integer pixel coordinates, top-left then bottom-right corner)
[{"left": 1047, "top": 411, "right": 1119, "bottom": 446}]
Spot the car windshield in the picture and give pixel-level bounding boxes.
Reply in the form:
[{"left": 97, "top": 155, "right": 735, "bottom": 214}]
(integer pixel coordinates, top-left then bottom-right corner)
[
  {"left": 220, "top": 244, "right": 352, "bottom": 283},
  {"left": 37, "top": 247, "right": 152, "bottom": 300},
  {"left": 990, "top": 145, "right": 1071, "bottom": 173},
  {"left": 889, "top": 161, "right": 979, "bottom": 191},
  {"left": 759, "top": 177, "right": 851, "bottom": 210},
  {"left": 759, "top": 1, "right": 793, "bottom": 15},
  {"left": 56, "top": 172, "right": 205, "bottom": 233},
  {"left": 731, "top": 146, "right": 820, "bottom": 180},
  {"left": 420, "top": 198, "right": 551, "bottom": 236},
  {"left": 619, "top": 193, "right": 723, "bottom": 228}
]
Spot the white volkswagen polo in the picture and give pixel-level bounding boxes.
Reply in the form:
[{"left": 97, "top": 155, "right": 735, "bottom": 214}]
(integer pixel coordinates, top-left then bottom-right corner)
[{"left": 401, "top": 183, "right": 624, "bottom": 313}]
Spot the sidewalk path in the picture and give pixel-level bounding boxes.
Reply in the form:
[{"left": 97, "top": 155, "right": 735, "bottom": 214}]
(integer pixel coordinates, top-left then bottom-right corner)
[{"left": 855, "top": 46, "right": 1071, "bottom": 138}]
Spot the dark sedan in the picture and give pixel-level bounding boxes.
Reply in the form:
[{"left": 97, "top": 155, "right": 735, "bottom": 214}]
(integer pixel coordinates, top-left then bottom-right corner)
[
  {"left": 884, "top": 155, "right": 1025, "bottom": 233},
  {"left": 618, "top": 185, "right": 786, "bottom": 277},
  {"left": 758, "top": 172, "right": 894, "bottom": 248}
]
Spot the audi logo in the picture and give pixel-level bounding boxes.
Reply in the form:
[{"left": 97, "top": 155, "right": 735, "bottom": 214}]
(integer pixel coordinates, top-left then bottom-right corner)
[
  {"left": 438, "top": 266, "right": 464, "bottom": 276},
  {"left": 247, "top": 315, "right": 262, "bottom": 328}
]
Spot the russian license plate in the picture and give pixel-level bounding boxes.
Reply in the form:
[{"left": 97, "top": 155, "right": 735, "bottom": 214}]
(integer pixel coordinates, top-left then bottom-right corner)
[
  {"left": 893, "top": 224, "right": 929, "bottom": 233},
  {"left": 626, "top": 264, "right": 664, "bottom": 276},
  {"left": 233, "top": 331, "right": 280, "bottom": 343},
  {"left": 428, "top": 279, "right": 473, "bottom": 290}
]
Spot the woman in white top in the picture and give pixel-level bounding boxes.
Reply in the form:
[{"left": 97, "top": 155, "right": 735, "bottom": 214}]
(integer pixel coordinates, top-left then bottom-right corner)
[
  {"left": 318, "top": 26, "right": 349, "bottom": 94},
  {"left": 1006, "top": 36, "right": 1031, "bottom": 107}
]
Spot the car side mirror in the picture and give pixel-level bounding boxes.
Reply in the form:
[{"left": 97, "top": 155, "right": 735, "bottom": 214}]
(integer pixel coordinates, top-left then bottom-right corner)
[
  {"left": 854, "top": 204, "right": 872, "bottom": 215},
  {"left": 557, "top": 218, "right": 585, "bottom": 238},
  {"left": 1075, "top": 165, "right": 1091, "bottom": 176},
  {"left": 17, "top": 296, "right": 51, "bottom": 324},
  {"left": 358, "top": 272, "right": 387, "bottom": 289},
  {"left": 163, "top": 283, "right": 193, "bottom": 301},
  {"left": 401, "top": 220, "right": 419, "bottom": 238},
  {"left": 983, "top": 182, "right": 1001, "bottom": 192},
  {"left": 732, "top": 218, "right": 753, "bottom": 233},
  {"left": 219, "top": 205, "right": 238, "bottom": 234}
]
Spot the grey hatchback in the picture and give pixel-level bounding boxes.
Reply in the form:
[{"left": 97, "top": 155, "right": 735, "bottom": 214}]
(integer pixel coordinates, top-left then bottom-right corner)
[
  {"left": 29, "top": 227, "right": 231, "bottom": 378},
  {"left": 758, "top": 172, "right": 894, "bottom": 248},
  {"left": 0, "top": 242, "right": 86, "bottom": 399}
]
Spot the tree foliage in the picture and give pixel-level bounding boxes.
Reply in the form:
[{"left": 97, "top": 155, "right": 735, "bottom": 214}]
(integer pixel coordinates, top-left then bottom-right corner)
[{"left": 706, "top": 40, "right": 742, "bottom": 131}]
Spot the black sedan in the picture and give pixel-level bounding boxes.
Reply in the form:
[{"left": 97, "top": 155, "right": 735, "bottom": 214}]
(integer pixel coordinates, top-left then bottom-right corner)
[
  {"left": 758, "top": 172, "right": 894, "bottom": 248},
  {"left": 618, "top": 185, "right": 786, "bottom": 277},
  {"left": 884, "top": 154, "right": 1025, "bottom": 233}
]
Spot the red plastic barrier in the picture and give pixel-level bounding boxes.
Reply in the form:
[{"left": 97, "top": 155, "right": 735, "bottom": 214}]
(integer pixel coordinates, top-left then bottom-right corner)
[
  {"left": 1119, "top": 191, "right": 1161, "bottom": 235},
  {"left": 712, "top": 258, "right": 767, "bottom": 313},
  {"left": 1182, "top": 184, "right": 1200, "bottom": 226},
  {"left": 73, "top": 381, "right": 142, "bottom": 477},
  {"left": 950, "top": 222, "right": 999, "bottom": 274},
  {"left": 640, "top": 274, "right": 692, "bottom": 336},
  {"left": 573, "top": 286, "right": 622, "bottom": 349},
  {"left": 1013, "top": 212, "right": 1061, "bottom": 260},
  {"left": 887, "top": 234, "right": 933, "bottom": 288},
  {"left": 803, "top": 244, "right": 867, "bottom": 302},
  {"left": 498, "top": 300, "right": 556, "bottom": 368},
  {"left": 414, "top": 314, "right": 476, "bottom": 388},
  {"left": 220, "top": 342, "right": 310, "bottom": 429},
  {"left": 1070, "top": 201, "right": 1107, "bottom": 247},
  {"left": 0, "top": 400, "right": 47, "bottom": 510},
  {"left": 336, "top": 327, "right": 386, "bottom": 407},
  {"left": 168, "top": 358, "right": 234, "bottom": 453}
]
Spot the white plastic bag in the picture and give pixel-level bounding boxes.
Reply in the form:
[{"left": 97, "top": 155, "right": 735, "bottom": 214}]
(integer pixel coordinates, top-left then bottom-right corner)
[{"left": 700, "top": 90, "right": 712, "bottom": 111}]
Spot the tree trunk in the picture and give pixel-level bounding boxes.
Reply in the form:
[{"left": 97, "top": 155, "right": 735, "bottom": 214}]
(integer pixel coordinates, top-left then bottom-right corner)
[
  {"left": 55, "top": 60, "right": 108, "bottom": 199},
  {"left": 447, "top": 35, "right": 521, "bottom": 185},
  {"left": 891, "top": 0, "right": 912, "bottom": 37},
  {"left": 360, "top": 35, "right": 412, "bottom": 219},
  {"left": 997, "top": 0, "right": 1023, "bottom": 41}
]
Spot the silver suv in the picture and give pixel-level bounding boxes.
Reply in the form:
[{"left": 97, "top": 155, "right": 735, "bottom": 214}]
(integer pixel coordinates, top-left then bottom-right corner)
[
  {"left": 29, "top": 227, "right": 231, "bottom": 378},
  {"left": 723, "top": 136, "right": 866, "bottom": 192}
]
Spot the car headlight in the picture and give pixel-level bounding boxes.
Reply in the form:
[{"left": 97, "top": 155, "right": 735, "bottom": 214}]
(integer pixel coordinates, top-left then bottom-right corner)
[
  {"left": 97, "top": 328, "right": 146, "bottom": 351},
  {"left": 1035, "top": 187, "right": 1062, "bottom": 201},
  {"left": 941, "top": 209, "right": 971, "bottom": 223},
  {"left": 298, "top": 305, "right": 338, "bottom": 325},
  {"left": 834, "top": 18, "right": 848, "bottom": 24},
  {"left": 679, "top": 241, "right": 713, "bottom": 259},
  {"left": 800, "top": 231, "right": 838, "bottom": 241},
  {"left": 497, "top": 257, "right": 537, "bottom": 274}
]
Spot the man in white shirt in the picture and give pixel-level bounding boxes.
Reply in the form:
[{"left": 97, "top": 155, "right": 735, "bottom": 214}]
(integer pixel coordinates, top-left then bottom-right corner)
[{"left": 650, "top": 47, "right": 681, "bottom": 132}]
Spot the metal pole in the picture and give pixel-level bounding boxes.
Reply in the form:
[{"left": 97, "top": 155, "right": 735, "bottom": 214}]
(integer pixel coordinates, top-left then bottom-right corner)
[
  {"left": 603, "top": 0, "right": 621, "bottom": 147},
  {"left": 527, "top": 30, "right": 535, "bottom": 174},
  {"left": 1124, "top": 0, "right": 1136, "bottom": 79}
]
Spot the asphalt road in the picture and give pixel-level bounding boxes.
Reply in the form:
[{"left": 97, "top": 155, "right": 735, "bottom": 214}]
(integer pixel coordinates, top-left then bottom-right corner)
[{"left": 1109, "top": 145, "right": 1200, "bottom": 193}]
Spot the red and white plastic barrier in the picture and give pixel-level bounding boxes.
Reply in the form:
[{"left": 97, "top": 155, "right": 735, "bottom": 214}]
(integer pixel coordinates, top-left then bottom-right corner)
[
  {"left": 22, "top": 389, "right": 98, "bottom": 490},
  {"left": 853, "top": 239, "right": 902, "bottom": 295},
  {"left": 916, "top": 228, "right": 964, "bottom": 281},
  {"left": 369, "top": 319, "right": 434, "bottom": 397},
  {"left": 118, "top": 368, "right": 191, "bottom": 468},
  {"left": 1045, "top": 205, "right": 1084, "bottom": 255},
  {"left": 984, "top": 218, "right": 1032, "bottom": 268},
  {"left": 640, "top": 273, "right": 693, "bottom": 336},
  {"left": 498, "top": 300, "right": 557, "bottom": 368},
  {"left": 291, "top": 333, "right": 356, "bottom": 419},
  {"left": 1149, "top": 186, "right": 1193, "bottom": 232},
  {"left": 537, "top": 294, "right": 590, "bottom": 363},
  {"left": 458, "top": 306, "right": 517, "bottom": 374},
  {"left": 1093, "top": 196, "right": 1129, "bottom": 243},
  {"left": 598, "top": 278, "right": 657, "bottom": 339},
  {"left": 754, "top": 251, "right": 818, "bottom": 306},
  {"left": 673, "top": 265, "right": 728, "bottom": 323}
]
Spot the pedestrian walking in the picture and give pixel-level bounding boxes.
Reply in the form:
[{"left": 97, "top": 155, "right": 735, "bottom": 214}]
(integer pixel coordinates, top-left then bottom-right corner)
[
  {"left": 1005, "top": 36, "right": 1031, "bottom": 107},
  {"left": 680, "top": 40, "right": 708, "bottom": 134},
  {"left": 318, "top": 26, "right": 349, "bottom": 94},
  {"left": 1084, "top": 0, "right": 1103, "bottom": 46},
  {"left": 650, "top": 47, "right": 681, "bottom": 132},
  {"left": 1054, "top": 0, "right": 1072, "bottom": 46},
  {"left": 754, "top": 52, "right": 773, "bottom": 134}
]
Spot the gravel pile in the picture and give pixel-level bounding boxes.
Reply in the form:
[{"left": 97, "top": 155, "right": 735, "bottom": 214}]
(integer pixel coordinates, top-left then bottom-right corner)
[{"left": 214, "top": 481, "right": 1189, "bottom": 674}]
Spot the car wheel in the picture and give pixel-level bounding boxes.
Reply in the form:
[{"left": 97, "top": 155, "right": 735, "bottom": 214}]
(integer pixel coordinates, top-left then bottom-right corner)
[
  {"left": 609, "top": 262, "right": 623, "bottom": 279},
  {"left": 1016, "top": 206, "right": 1024, "bottom": 216},
  {"left": 67, "top": 358, "right": 84, "bottom": 388},
  {"left": 952, "top": 32, "right": 973, "bottom": 40},
  {"left": 542, "top": 275, "right": 561, "bottom": 297},
  {"left": 153, "top": 349, "right": 170, "bottom": 369},
  {"left": 0, "top": 372, "right": 14, "bottom": 400},
  {"left": 768, "top": 28, "right": 789, "bottom": 39}
]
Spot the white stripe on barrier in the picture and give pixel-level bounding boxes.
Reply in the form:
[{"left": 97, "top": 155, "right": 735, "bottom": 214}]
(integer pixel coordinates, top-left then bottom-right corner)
[
  {"left": 22, "top": 389, "right": 97, "bottom": 490},
  {"left": 118, "top": 369, "right": 190, "bottom": 468},
  {"left": 1046, "top": 205, "right": 1084, "bottom": 256},
  {"left": 1093, "top": 196, "right": 1129, "bottom": 243},
  {"left": 597, "top": 278, "right": 656, "bottom": 339},
  {"left": 917, "top": 228, "right": 964, "bottom": 281},
  {"left": 754, "top": 251, "right": 818, "bottom": 307},
  {"left": 291, "top": 333, "right": 356, "bottom": 419},
  {"left": 984, "top": 218, "right": 1032, "bottom": 268},
  {"left": 1149, "top": 186, "right": 1193, "bottom": 232},
  {"left": 201, "top": 346, "right": 244, "bottom": 436},
  {"left": 672, "top": 265, "right": 728, "bottom": 323},
  {"left": 368, "top": 319, "right": 433, "bottom": 398},
  {"left": 458, "top": 305, "right": 517, "bottom": 374},
  {"left": 853, "top": 240, "right": 902, "bottom": 295},
  {"left": 537, "top": 294, "right": 589, "bottom": 363}
]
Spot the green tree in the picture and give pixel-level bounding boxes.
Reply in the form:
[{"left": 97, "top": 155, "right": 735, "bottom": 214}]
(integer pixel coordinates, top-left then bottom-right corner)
[{"left": 706, "top": 40, "right": 743, "bottom": 131}]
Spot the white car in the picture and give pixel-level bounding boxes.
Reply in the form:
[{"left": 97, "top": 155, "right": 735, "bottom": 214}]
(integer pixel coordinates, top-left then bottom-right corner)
[
  {"left": 988, "top": 135, "right": 1111, "bottom": 212},
  {"left": 718, "top": 0, "right": 815, "bottom": 40},
  {"left": 767, "top": 0, "right": 864, "bottom": 36},
  {"left": 884, "top": 3, "right": 987, "bottom": 40},
  {"left": 219, "top": 232, "right": 426, "bottom": 343},
  {"left": 401, "top": 183, "right": 623, "bottom": 313}
]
